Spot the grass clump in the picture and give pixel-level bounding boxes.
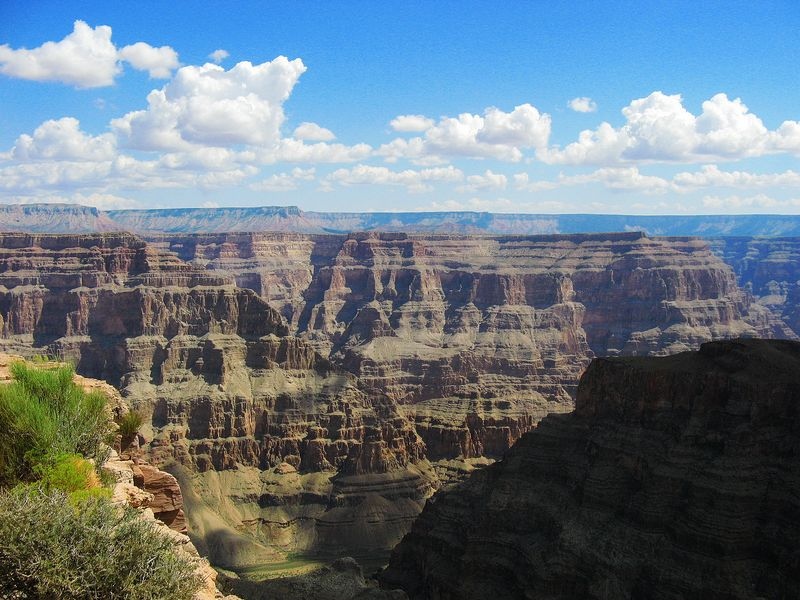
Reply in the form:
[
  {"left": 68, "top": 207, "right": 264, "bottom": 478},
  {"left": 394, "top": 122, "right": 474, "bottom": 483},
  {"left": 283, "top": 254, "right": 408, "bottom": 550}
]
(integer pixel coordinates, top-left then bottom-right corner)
[
  {"left": 117, "top": 410, "right": 144, "bottom": 449},
  {"left": 0, "top": 362, "right": 111, "bottom": 485},
  {"left": 0, "top": 486, "right": 202, "bottom": 599}
]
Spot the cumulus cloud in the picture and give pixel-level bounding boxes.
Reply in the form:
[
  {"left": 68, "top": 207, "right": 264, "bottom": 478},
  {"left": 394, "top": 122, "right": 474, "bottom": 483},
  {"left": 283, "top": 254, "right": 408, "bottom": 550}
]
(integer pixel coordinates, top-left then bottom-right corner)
[
  {"left": 673, "top": 165, "right": 800, "bottom": 190},
  {"left": 568, "top": 97, "right": 597, "bottom": 113},
  {"left": 293, "top": 122, "right": 336, "bottom": 142},
  {"left": 515, "top": 167, "right": 670, "bottom": 194},
  {"left": 0, "top": 20, "right": 178, "bottom": 88},
  {"left": 702, "top": 193, "right": 800, "bottom": 211},
  {"left": 327, "top": 164, "right": 463, "bottom": 193},
  {"left": 250, "top": 167, "right": 316, "bottom": 192},
  {"left": 112, "top": 57, "right": 307, "bottom": 151},
  {"left": 420, "top": 197, "right": 567, "bottom": 213},
  {"left": 10, "top": 117, "right": 116, "bottom": 162},
  {"left": 208, "top": 49, "right": 229, "bottom": 64},
  {"left": 380, "top": 104, "right": 551, "bottom": 163},
  {"left": 390, "top": 115, "right": 435, "bottom": 132},
  {"left": 118, "top": 42, "right": 179, "bottom": 78},
  {"left": 541, "top": 92, "right": 799, "bottom": 165},
  {"left": 457, "top": 169, "right": 508, "bottom": 193}
]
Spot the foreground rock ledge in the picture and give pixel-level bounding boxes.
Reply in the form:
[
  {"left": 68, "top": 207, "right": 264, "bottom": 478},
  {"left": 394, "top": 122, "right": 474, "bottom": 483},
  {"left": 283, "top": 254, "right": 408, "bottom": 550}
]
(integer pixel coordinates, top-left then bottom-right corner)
[{"left": 381, "top": 338, "right": 800, "bottom": 599}]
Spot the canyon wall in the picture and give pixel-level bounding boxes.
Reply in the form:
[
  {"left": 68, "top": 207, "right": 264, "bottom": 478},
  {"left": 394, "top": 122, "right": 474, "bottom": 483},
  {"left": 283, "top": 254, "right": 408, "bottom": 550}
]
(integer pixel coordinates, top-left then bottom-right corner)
[
  {"left": 0, "top": 231, "right": 789, "bottom": 570},
  {"left": 382, "top": 339, "right": 800, "bottom": 599},
  {"left": 148, "top": 231, "right": 780, "bottom": 468},
  {"left": 0, "top": 233, "right": 436, "bottom": 567},
  {"left": 711, "top": 236, "right": 800, "bottom": 336}
]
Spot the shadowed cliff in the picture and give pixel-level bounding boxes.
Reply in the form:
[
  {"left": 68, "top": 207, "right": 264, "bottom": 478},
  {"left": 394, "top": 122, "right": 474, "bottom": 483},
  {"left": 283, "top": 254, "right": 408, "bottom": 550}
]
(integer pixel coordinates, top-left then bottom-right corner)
[{"left": 382, "top": 338, "right": 800, "bottom": 599}]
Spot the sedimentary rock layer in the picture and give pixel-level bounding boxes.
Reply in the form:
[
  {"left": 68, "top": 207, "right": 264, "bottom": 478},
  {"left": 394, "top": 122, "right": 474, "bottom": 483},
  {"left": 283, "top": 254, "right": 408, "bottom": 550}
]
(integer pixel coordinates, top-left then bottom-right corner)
[
  {"left": 0, "top": 233, "right": 436, "bottom": 564},
  {"left": 711, "top": 236, "right": 800, "bottom": 336},
  {"left": 382, "top": 338, "right": 800, "bottom": 599},
  {"left": 150, "top": 231, "right": 775, "bottom": 462}
]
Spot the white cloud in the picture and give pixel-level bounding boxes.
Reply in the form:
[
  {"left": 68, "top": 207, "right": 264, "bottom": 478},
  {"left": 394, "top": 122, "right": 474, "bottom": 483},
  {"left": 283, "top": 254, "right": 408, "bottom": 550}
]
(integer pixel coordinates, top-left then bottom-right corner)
[
  {"left": 327, "top": 164, "right": 463, "bottom": 193},
  {"left": 250, "top": 167, "right": 316, "bottom": 192},
  {"left": 390, "top": 115, "right": 435, "bottom": 132},
  {"left": 118, "top": 42, "right": 179, "bottom": 78},
  {"left": 293, "top": 122, "right": 336, "bottom": 142},
  {"left": 568, "top": 97, "right": 597, "bottom": 113},
  {"left": 0, "top": 20, "right": 178, "bottom": 88},
  {"left": 673, "top": 165, "right": 800, "bottom": 190},
  {"left": 0, "top": 21, "right": 119, "bottom": 88},
  {"left": 112, "top": 57, "right": 307, "bottom": 151},
  {"left": 702, "top": 193, "right": 800, "bottom": 211},
  {"left": 515, "top": 167, "right": 669, "bottom": 194},
  {"left": 457, "top": 169, "right": 508, "bottom": 193},
  {"left": 208, "top": 49, "right": 229, "bottom": 64},
  {"left": 380, "top": 104, "right": 551, "bottom": 163},
  {"left": 541, "top": 92, "right": 800, "bottom": 166},
  {"left": 10, "top": 117, "right": 116, "bottom": 162},
  {"left": 262, "top": 139, "right": 372, "bottom": 163}
]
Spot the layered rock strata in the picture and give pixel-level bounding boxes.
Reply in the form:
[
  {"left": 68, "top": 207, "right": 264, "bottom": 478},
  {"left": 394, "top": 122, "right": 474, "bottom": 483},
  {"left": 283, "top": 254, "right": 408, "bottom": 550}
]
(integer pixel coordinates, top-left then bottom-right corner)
[
  {"left": 151, "top": 231, "right": 774, "bottom": 463},
  {"left": 0, "top": 234, "right": 436, "bottom": 565},
  {"left": 381, "top": 339, "right": 800, "bottom": 599},
  {"left": 711, "top": 236, "right": 800, "bottom": 337}
]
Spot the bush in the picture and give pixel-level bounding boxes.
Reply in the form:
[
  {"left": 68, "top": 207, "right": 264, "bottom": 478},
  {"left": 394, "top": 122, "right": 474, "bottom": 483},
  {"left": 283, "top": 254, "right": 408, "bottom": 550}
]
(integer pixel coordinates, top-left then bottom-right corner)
[
  {"left": 0, "top": 362, "right": 111, "bottom": 485},
  {"left": 0, "top": 486, "right": 203, "bottom": 599},
  {"left": 34, "top": 453, "right": 100, "bottom": 494},
  {"left": 117, "top": 410, "right": 144, "bottom": 448}
]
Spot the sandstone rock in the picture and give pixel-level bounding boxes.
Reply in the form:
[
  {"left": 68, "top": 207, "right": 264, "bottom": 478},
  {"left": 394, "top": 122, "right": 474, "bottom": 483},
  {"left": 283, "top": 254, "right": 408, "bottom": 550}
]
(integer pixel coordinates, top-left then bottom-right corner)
[
  {"left": 382, "top": 339, "right": 800, "bottom": 599},
  {"left": 137, "top": 463, "right": 187, "bottom": 532}
]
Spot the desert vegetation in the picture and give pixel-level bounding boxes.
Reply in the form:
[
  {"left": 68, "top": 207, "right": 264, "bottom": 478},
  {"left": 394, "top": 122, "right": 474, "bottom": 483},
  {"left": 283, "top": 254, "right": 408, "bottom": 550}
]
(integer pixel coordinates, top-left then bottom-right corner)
[{"left": 0, "top": 360, "right": 201, "bottom": 599}]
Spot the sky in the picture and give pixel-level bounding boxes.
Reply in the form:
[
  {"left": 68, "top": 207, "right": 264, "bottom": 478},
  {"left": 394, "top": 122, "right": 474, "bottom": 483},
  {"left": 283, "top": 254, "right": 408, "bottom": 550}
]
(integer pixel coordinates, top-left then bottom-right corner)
[{"left": 1, "top": 1, "right": 799, "bottom": 214}]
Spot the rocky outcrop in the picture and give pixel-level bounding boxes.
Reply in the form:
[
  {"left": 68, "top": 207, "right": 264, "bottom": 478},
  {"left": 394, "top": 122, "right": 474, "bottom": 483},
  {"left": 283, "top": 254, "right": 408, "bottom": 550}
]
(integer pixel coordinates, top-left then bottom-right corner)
[
  {"left": 103, "top": 451, "right": 238, "bottom": 600},
  {"left": 381, "top": 339, "right": 800, "bottom": 599}
]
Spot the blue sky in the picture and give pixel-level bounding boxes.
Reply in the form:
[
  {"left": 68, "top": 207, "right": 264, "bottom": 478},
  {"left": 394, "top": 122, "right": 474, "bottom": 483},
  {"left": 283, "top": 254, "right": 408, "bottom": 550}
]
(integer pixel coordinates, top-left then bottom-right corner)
[{"left": 1, "top": 1, "right": 799, "bottom": 213}]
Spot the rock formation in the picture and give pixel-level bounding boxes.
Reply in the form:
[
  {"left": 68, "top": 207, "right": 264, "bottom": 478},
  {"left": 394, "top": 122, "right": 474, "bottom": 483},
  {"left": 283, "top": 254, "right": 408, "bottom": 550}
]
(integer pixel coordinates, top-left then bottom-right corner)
[
  {"left": 0, "top": 233, "right": 436, "bottom": 567},
  {"left": 150, "top": 231, "right": 776, "bottom": 466},
  {"left": 381, "top": 338, "right": 800, "bottom": 599},
  {"left": 711, "top": 236, "right": 800, "bottom": 337},
  {"left": 0, "top": 231, "right": 789, "bottom": 572}
]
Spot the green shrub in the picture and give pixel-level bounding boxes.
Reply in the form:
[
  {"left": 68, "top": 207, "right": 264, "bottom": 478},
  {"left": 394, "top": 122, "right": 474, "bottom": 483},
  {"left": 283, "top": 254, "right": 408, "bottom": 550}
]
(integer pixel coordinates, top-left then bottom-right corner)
[
  {"left": 0, "top": 486, "right": 203, "bottom": 599},
  {"left": 0, "top": 362, "right": 111, "bottom": 485},
  {"left": 117, "top": 410, "right": 144, "bottom": 448},
  {"left": 34, "top": 453, "right": 100, "bottom": 494}
]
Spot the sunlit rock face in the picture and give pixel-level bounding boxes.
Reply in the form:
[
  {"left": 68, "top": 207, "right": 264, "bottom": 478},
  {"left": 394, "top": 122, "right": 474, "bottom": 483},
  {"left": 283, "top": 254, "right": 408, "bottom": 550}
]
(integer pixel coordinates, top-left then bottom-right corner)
[
  {"left": 150, "top": 231, "right": 777, "bottom": 466},
  {"left": 382, "top": 339, "right": 800, "bottom": 600},
  {"left": 0, "top": 232, "right": 436, "bottom": 566},
  {"left": 0, "top": 231, "right": 786, "bottom": 568}
]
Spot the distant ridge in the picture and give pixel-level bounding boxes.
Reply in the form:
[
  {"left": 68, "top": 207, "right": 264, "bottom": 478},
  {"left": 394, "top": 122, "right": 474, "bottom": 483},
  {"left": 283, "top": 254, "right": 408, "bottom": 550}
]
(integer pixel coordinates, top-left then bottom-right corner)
[{"left": 2, "top": 203, "right": 800, "bottom": 236}]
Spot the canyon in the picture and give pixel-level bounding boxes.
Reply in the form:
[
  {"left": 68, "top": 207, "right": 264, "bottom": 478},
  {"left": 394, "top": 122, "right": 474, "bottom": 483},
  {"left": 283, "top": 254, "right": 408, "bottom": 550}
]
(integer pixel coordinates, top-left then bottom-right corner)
[
  {"left": 0, "top": 227, "right": 794, "bottom": 579},
  {"left": 381, "top": 338, "right": 800, "bottom": 599}
]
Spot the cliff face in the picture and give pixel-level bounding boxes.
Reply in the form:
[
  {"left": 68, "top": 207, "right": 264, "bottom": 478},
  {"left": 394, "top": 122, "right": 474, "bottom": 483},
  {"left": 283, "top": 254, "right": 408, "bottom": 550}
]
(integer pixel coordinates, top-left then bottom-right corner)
[
  {"left": 711, "top": 236, "right": 800, "bottom": 337},
  {"left": 382, "top": 339, "right": 800, "bottom": 600},
  {"left": 150, "top": 231, "right": 774, "bottom": 466},
  {"left": 0, "top": 233, "right": 436, "bottom": 566}
]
